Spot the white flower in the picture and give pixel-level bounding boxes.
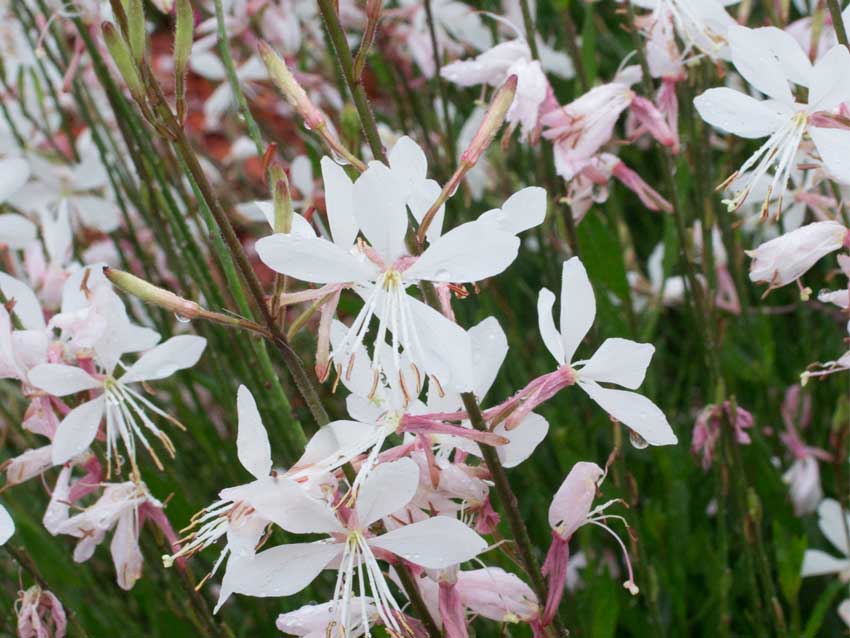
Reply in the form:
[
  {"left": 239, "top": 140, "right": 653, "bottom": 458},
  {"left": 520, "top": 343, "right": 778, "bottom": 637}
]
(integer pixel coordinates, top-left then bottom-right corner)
[
  {"left": 802, "top": 499, "right": 850, "bottom": 580},
  {"left": 0, "top": 503, "right": 13, "bottom": 545},
  {"left": 694, "top": 26, "right": 850, "bottom": 215},
  {"left": 29, "top": 334, "right": 207, "bottom": 471},
  {"left": 536, "top": 258, "right": 677, "bottom": 446}
]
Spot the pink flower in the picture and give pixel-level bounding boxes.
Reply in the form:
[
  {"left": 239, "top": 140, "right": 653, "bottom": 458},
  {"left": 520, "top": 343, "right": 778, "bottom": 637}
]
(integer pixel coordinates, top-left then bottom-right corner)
[
  {"left": 690, "top": 402, "right": 754, "bottom": 470},
  {"left": 16, "top": 586, "right": 67, "bottom": 638}
]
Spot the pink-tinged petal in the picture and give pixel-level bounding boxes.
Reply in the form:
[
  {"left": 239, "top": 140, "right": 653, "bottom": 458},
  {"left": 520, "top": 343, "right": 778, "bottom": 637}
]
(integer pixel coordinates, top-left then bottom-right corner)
[
  {"left": 0, "top": 214, "right": 36, "bottom": 250},
  {"left": 580, "top": 338, "right": 654, "bottom": 389},
  {"left": 0, "top": 157, "right": 30, "bottom": 203},
  {"left": 0, "top": 273, "right": 45, "bottom": 331},
  {"left": 29, "top": 363, "right": 100, "bottom": 396},
  {"left": 537, "top": 288, "right": 565, "bottom": 365},
  {"left": 356, "top": 458, "right": 419, "bottom": 527},
  {"left": 405, "top": 220, "right": 519, "bottom": 283},
  {"left": 321, "top": 157, "right": 358, "bottom": 248},
  {"left": 441, "top": 40, "right": 530, "bottom": 86},
  {"left": 728, "top": 25, "right": 794, "bottom": 102},
  {"left": 51, "top": 397, "right": 105, "bottom": 465},
  {"left": 801, "top": 549, "right": 850, "bottom": 577},
  {"left": 809, "top": 46, "right": 850, "bottom": 111},
  {"left": 236, "top": 385, "right": 272, "bottom": 479},
  {"left": 747, "top": 221, "right": 847, "bottom": 286},
  {"left": 244, "top": 477, "right": 344, "bottom": 535},
  {"left": 693, "top": 88, "right": 787, "bottom": 139},
  {"left": 256, "top": 233, "right": 376, "bottom": 283},
  {"left": 559, "top": 258, "right": 595, "bottom": 363},
  {"left": 548, "top": 461, "right": 603, "bottom": 536},
  {"left": 369, "top": 516, "right": 487, "bottom": 569},
  {"left": 579, "top": 380, "right": 677, "bottom": 446},
  {"left": 817, "top": 499, "right": 850, "bottom": 555},
  {"left": 0, "top": 503, "right": 13, "bottom": 545},
  {"left": 217, "top": 541, "right": 342, "bottom": 611},
  {"left": 121, "top": 335, "right": 206, "bottom": 383},
  {"left": 810, "top": 127, "right": 850, "bottom": 184},
  {"left": 353, "top": 162, "right": 409, "bottom": 263},
  {"left": 111, "top": 510, "right": 143, "bottom": 590}
]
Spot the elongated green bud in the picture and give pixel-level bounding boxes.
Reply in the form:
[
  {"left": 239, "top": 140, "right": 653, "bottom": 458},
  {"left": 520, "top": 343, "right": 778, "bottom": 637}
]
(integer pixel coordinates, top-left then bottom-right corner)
[
  {"left": 126, "top": 0, "right": 146, "bottom": 64},
  {"left": 101, "top": 22, "right": 145, "bottom": 99},
  {"left": 174, "top": 0, "right": 193, "bottom": 122},
  {"left": 258, "top": 41, "right": 325, "bottom": 130},
  {"left": 104, "top": 267, "right": 202, "bottom": 319},
  {"left": 269, "top": 164, "right": 293, "bottom": 234}
]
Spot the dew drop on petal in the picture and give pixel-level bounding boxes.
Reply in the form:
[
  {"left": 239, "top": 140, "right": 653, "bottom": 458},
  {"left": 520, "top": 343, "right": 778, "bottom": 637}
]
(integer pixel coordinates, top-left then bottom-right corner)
[
  {"left": 629, "top": 429, "right": 649, "bottom": 450},
  {"left": 174, "top": 313, "right": 191, "bottom": 324}
]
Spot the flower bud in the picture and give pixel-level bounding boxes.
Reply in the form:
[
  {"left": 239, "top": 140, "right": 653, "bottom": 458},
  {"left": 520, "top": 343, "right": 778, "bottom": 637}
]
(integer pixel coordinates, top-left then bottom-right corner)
[
  {"left": 173, "top": 0, "right": 193, "bottom": 121},
  {"left": 258, "top": 41, "right": 325, "bottom": 131},
  {"left": 127, "top": 0, "right": 146, "bottom": 64},
  {"left": 104, "top": 267, "right": 201, "bottom": 319},
  {"left": 101, "top": 21, "right": 144, "bottom": 100},
  {"left": 269, "top": 163, "right": 293, "bottom": 234},
  {"left": 460, "top": 75, "right": 518, "bottom": 166}
]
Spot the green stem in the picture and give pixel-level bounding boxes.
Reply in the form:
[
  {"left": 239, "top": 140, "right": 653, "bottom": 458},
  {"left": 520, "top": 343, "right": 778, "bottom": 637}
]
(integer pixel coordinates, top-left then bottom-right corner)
[{"left": 827, "top": 0, "right": 849, "bottom": 49}]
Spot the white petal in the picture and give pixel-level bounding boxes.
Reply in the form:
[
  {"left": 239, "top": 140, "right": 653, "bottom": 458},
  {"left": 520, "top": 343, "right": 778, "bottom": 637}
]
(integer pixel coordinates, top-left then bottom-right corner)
[
  {"left": 468, "top": 317, "right": 508, "bottom": 400},
  {"left": 353, "top": 162, "right": 409, "bottom": 263},
  {"left": 693, "top": 88, "right": 787, "bottom": 139},
  {"left": 29, "top": 364, "right": 100, "bottom": 396},
  {"left": 405, "top": 297, "right": 474, "bottom": 393},
  {"left": 0, "top": 214, "right": 36, "bottom": 249},
  {"left": 801, "top": 549, "right": 850, "bottom": 577},
  {"left": 809, "top": 45, "right": 850, "bottom": 111},
  {"left": 810, "top": 127, "right": 850, "bottom": 184},
  {"left": 579, "top": 380, "right": 677, "bottom": 446},
  {"left": 497, "top": 412, "right": 549, "bottom": 468},
  {"left": 405, "top": 220, "right": 519, "bottom": 283},
  {"left": 817, "top": 498, "right": 850, "bottom": 555},
  {"left": 537, "top": 287, "right": 565, "bottom": 364},
  {"left": 356, "top": 457, "right": 419, "bottom": 527},
  {"left": 290, "top": 155, "right": 314, "bottom": 196},
  {"left": 121, "top": 335, "right": 206, "bottom": 383},
  {"left": 244, "top": 477, "right": 344, "bottom": 535},
  {"left": 236, "top": 385, "right": 272, "bottom": 479},
  {"left": 71, "top": 195, "right": 121, "bottom": 233},
  {"left": 255, "top": 233, "right": 376, "bottom": 283},
  {"left": 478, "top": 186, "right": 547, "bottom": 235},
  {"left": 0, "top": 504, "right": 13, "bottom": 545},
  {"left": 218, "top": 541, "right": 341, "bottom": 610},
  {"left": 728, "top": 25, "right": 793, "bottom": 102},
  {"left": 388, "top": 136, "right": 428, "bottom": 196},
  {"left": 294, "top": 419, "right": 378, "bottom": 469},
  {"left": 51, "top": 397, "right": 105, "bottom": 465},
  {"left": 369, "top": 516, "right": 487, "bottom": 569},
  {"left": 407, "top": 179, "right": 445, "bottom": 242},
  {"left": 746, "top": 27, "right": 812, "bottom": 89},
  {"left": 559, "top": 258, "right": 596, "bottom": 363},
  {"left": 321, "top": 157, "right": 358, "bottom": 248},
  {"left": 580, "top": 338, "right": 654, "bottom": 389},
  {"left": 0, "top": 273, "right": 45, "bottom": 331},
  {"left": 0, "top": 157, "right": 30, "bottom": 203}
]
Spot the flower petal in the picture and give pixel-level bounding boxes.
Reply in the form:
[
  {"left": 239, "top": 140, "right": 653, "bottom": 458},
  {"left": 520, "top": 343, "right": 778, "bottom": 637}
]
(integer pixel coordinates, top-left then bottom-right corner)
[
  {"left": 817, "top": 498, "right": 850, "bottom": 555},
  {"left": 236, "top": 385, "right": 272, "bottom": 479},
  {"left": 217, "top": 541, "right": 341, "bottom": 611},
  {"left": 0, "top": 273, "right": 45, "bottom": 331},
  {"left": 0, "top": 214, "right": 36, "bottom": 250},
  {"left": 29, "top": 364, "right": 100, "bottom": 396},
  {"left": 810, "top": 127, "right": 850, "bottom": 184},
  {"left": 537, "top": 288, "right": 565, "bottom": 365},
  {"left": 477, "top": 186, "right": 547, "bottom": 235},
  {"left": 51, "top": 397, "right": 105, "bottom": 465},
  {"left": 801, "top": 549, "right": 850, "bottom": 577},
  {"left": 0, "top": 157, "right": 30, "bottom": 203},
  {"left": 809, "top": 45, "right": 850, "bottom": 111},
  {"left": 559, "top": 258, "right": 595, "bottom": 363},
  {"left": 729, "top": 25, "right": 794, "bottom": 102},
  {"left": 353, "top": 162, "right": 409, "bottom": 263},
  {"left": 468, "top": 317, "right": 508, "bottom": 400},
  {"left": 388, "top": 136, "right": 428, "bottom": 196},
  {"left": 356, "top": 457, "right": 420, "bottom": 527},
  {"left": 405, "top": 220, "right": 519, "bottom": 283},
  {"left": 243, "top": 477, "right": 344, "bottom": 535},
  {"left": 579, "top": 380, "right": 677, "bottom": 446},
  {"left": 255, "top": 233, "right": 376, "bottom": 283},
  {"left": 0, "top": 504, "right": 13, "bottom": 545},
  {"left": 321, "top": 157, "right": 358, "bottom": 248},
  {"left": 121, "top": 335, "right": 206, "bottom": 383},
  {"left": 580, "top": 338, "right": 654, "bottom": 389},
  {"left": 370, "top": 516, "right": 487, "bottom": 569},
  {"left": 693, "top": 88, "right": 787, "bottom": 139}
]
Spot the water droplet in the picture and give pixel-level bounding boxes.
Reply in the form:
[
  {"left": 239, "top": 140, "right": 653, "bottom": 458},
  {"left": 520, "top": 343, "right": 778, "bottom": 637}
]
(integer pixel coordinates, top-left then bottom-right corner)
[
  {"left": 629, "top": 430, "right": 649, "bottom": 450},
  {"left": 175, "top": 313, "right": 191, "bottom": 324}
]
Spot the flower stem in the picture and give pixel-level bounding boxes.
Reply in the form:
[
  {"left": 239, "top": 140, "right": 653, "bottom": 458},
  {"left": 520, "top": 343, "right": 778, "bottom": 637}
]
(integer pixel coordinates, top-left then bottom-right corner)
[{"left": 827, "top": 0, "right": 850, "bottom": 49}]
